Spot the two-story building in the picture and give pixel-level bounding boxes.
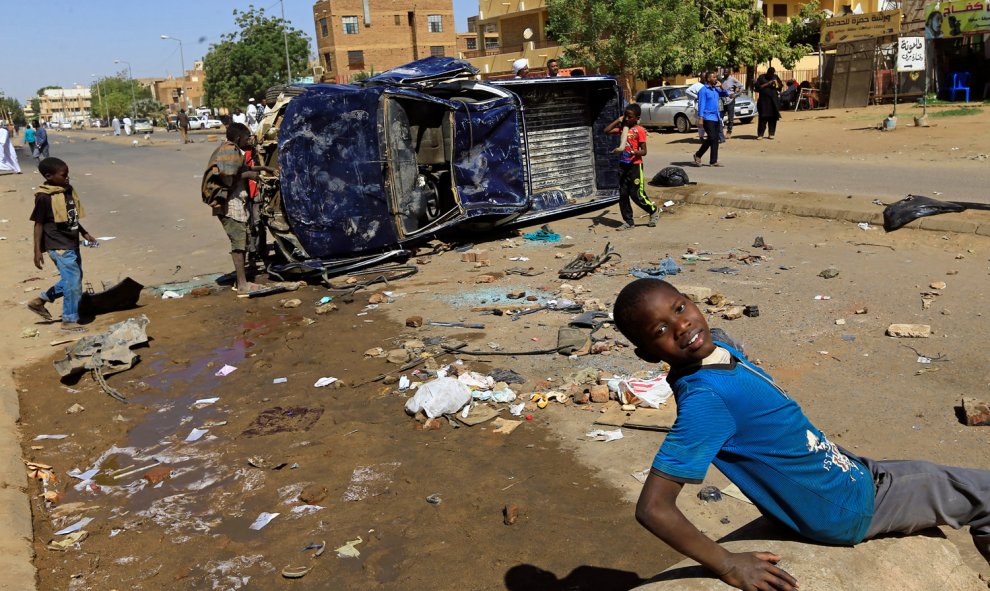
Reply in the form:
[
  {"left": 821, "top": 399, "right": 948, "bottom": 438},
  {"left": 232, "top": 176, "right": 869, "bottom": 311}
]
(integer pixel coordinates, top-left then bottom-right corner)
[
  {"left": 313, "top": 0, "right": 457, "bottom": 83},
  {"left": 462, "top": 0, "right": 561, "bottom": 77}
]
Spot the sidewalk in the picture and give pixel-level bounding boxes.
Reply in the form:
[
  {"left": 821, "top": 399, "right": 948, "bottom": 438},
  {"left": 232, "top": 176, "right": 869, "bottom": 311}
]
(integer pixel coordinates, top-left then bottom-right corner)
[{"left": 651, "top": 184, "right": 990, "bottom": 236}]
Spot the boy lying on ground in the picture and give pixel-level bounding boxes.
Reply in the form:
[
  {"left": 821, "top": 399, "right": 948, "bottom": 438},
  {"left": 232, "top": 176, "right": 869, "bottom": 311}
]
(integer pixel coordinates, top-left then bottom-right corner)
[{"left": 613, "top": 278, "right": 990, "bottom": 591}]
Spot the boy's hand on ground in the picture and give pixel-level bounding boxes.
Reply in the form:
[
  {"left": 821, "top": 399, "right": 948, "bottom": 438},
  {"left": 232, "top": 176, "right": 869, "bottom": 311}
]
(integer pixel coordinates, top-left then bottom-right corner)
[
  {"left": 717, "top": 551, "right": 798, "bottom": 591},
  {"left": 33, "top": 251, "right": 44, "bottom": 270}
]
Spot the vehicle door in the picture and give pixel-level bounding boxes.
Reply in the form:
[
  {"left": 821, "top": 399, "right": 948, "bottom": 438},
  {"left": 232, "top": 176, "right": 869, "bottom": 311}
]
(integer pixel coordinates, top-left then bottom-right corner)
[{"left": 635, "top": 90, "right": 657, "bottom": 126}]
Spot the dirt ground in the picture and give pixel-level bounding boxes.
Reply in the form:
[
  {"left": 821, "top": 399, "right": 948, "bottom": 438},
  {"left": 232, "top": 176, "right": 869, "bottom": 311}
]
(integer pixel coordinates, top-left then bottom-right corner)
[{"left": 3, "top": 106, "right": 989, "bottom": 590}]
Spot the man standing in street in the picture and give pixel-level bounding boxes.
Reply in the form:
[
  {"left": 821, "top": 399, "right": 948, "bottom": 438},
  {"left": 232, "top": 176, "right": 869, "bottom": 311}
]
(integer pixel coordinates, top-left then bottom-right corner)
[
  {"left": 692, "top": 72, "right": 729, "bottom": 167},
  {"left": 546, "top": 59, "right": 560, "bottom": 77},
  {"left": 756, "top": 67, "right": 783, "bottom": 139},
  {"left": 246, "top": 99, "right": 259, "bottom": 134},
  {"left": 720, "top": 70, "right": 745, "bottom": 139},
  {"left": 177, "top": 109, "right": 191, "bottom": 144}
]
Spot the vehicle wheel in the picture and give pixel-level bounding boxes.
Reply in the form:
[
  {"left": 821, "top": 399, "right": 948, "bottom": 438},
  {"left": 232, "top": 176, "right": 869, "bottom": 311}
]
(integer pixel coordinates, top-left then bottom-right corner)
[
  {"left": 740, "top": 117, "right": 754, "bottom": 124},
  {"left": 265, "top": 84, "right": 307, "bottom": 108},
  {"left": 674, "top": 114, "right": 691, "bottom": 134}
]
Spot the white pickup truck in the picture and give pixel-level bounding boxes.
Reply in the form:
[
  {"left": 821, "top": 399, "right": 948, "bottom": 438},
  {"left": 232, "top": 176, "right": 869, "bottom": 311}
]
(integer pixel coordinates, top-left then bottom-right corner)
[{"left": 188, "top": 115, "right": 222, "bottom": 130}]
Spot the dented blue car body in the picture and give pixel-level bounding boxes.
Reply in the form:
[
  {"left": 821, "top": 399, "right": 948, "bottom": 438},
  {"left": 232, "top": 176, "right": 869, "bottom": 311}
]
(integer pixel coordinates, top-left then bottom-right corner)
[{"left": 259, "top": 57, "right": 623, "bottom": 262}]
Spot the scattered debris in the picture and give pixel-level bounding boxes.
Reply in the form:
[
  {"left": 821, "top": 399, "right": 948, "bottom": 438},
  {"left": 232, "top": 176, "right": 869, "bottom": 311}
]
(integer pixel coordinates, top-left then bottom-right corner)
[
  {"left": 503, "top": 503, "right": 519, "bottom": 525},
  {"left": 492, "top": 417, "right": 522, "bottom": 435},
  {"left": 249, "top": 512, "right": 280, "bottom": 530},
  {"left": 697, "top": 486, "right": 722, "bottom": 502},
  {"left": 560, "top": 242, "right": 621, "bottom": 279},
  {"left": 242, "top": 406, "right": 325, "bottom": 437},
  {"left": 53, "top": 315, "right": 150, "bottom": 402},
  {"left": 426, "top": 494, "right": 442, "bottom": 505},
  {"left": 818, "top": 267, "right": 840, "bottom": 279},
  {"left": 585, "top": 428, "right": 624, "bottom": 442},
  {"left": 335, "top": 537, "right": 363, "bottom": 558},
  {"left": 215, "top": 364, "right": 237, "bottom": 377}
]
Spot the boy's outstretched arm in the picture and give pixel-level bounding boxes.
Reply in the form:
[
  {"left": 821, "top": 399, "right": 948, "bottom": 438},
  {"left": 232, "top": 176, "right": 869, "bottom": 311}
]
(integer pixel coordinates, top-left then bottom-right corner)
[{"left": 636, "top": 473, "right": 799, "bottom": 591}]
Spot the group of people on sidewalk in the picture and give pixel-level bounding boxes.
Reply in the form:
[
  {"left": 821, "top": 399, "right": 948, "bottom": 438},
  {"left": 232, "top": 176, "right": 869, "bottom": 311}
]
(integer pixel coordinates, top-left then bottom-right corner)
[
  {"left": 0, "top": 120, "right": 52, "bottom": 175},
  {"left": 691, "top": 67, "right": 785, "bottom": 167}
]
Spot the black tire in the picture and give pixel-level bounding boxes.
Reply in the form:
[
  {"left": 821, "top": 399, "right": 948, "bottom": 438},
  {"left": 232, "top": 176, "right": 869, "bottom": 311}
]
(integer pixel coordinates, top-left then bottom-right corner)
[
  {"left": 265, "top": 84, "right": 307, "bottom": 108},
  {"left": 674, "top": 114, "right": 691, "bottom": 134},
  {"left": 740, "top": 117, "right": 754, "bottom": 124}
]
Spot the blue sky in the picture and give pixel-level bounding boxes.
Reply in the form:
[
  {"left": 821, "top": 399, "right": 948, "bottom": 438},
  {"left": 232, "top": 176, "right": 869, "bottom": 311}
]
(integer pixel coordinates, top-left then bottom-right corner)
[{"left": 2, "top": 0, "right": 477, "bottom": 104}]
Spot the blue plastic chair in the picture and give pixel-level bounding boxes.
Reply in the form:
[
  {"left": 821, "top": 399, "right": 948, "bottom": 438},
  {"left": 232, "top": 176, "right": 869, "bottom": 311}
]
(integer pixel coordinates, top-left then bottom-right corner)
[{"left": 949, "top": 72, "right": 971, "bottom": 102}]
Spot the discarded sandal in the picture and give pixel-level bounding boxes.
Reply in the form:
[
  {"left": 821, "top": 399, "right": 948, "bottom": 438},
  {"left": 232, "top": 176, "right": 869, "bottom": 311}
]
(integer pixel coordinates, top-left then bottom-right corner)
[{"left": 281, "top": 565, "right": 312, "bottom": 579}]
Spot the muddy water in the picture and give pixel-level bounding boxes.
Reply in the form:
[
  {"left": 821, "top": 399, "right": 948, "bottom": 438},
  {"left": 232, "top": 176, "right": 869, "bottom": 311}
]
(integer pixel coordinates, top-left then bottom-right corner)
[{"left": 18, "top": 293, "right": 677, "bottom": 590}]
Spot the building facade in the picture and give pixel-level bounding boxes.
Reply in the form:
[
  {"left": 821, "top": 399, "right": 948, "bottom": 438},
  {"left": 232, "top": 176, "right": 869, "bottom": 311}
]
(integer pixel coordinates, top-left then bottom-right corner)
[
  {"left": 313, "top": 0, "right": 457, "bottom": 83},
  {"left": 463, "top": 0, "right": 561, "bottom": 77},
  {"left": 38, "top": 87, "right": 92, "bottom": 126},
  {"left": 152, "top": 61, "right": 207, "bottom": 112}
]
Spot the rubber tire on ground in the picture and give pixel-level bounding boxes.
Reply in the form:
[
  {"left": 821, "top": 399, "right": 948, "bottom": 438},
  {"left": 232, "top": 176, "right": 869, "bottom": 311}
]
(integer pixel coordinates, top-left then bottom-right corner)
[
  {"left": 674, "top": 114, "right": 691, "bottom": 134},
  {"left": 265, "top": 85, "right": 308, "bottom": 108}
]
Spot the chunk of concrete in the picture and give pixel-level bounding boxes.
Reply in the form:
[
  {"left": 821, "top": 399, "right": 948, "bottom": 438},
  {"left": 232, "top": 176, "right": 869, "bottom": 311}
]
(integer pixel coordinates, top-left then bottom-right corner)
[
  {"left": 962, "top": 397, "right": 990, "bottom": 426},
  {"left": 634, "top": 534, "right": 981, "bottom": 591},
  {"left": 886, "top": 324, "right": 931, "bottom": 338},
  {"left": 676, "top": 285, "right": 712, "bottom": 303}
]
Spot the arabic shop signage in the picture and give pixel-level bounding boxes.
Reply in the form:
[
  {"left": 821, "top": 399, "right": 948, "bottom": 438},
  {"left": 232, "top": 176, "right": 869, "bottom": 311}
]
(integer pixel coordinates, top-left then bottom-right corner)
[
  {"left": 820, "top": 9, "right": 902, "bottom": 47},
  {"left": 925, "top": 0, "right": 990, "bottom": 39},
  {"left": 897, "top": 37, "right": 926, "bottom": 71}
]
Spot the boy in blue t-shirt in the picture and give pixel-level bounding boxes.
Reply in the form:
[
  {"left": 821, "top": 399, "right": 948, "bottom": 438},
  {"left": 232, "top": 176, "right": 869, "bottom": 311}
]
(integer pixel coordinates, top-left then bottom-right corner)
[{"left": 613, "top": 278, "right": 990, "bottom": 591}]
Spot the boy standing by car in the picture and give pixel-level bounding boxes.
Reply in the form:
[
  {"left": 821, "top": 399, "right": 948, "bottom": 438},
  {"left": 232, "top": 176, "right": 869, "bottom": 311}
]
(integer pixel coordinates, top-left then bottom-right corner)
[
  {"left": 202, "top": 123, "right": 273, "bottom": 295},
  {"left": 613, "top": 278, "right": 990, "bottom": 591},
  {"left": 605, "top": 104, "right": 658, "bottom": 230},
  {"left": 27, "top": 158, "right": 97, "bottom": 332}
]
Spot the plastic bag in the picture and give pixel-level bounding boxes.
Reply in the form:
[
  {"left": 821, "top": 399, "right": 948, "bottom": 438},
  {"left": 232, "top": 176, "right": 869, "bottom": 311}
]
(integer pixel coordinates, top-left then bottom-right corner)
[
  {"left": 404, "top": 377, "right": 472, "bottom": 418},
  {"left": 650, "top": 166, "right": 689, "bottom": 187},
  {"left": 882, "top": 194, "right": 967, "bottom": 232}
]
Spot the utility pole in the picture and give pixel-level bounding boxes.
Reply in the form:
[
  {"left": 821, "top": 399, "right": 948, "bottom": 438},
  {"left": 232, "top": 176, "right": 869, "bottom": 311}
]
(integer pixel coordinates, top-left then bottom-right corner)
[
  {"left": 161, "top": 35, "right": 188, "bottom": 108},
  {"left": 91, "top": 74, "right": 109, "bottom": 124},
  {"left": 280, "top": 0, "right": 293, "bottom": 83}
]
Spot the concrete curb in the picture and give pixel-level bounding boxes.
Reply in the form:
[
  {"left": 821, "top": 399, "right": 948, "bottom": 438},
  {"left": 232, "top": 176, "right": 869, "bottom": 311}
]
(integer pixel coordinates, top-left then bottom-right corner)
[
  {"left": 647, "top": 184, "right": 990, "bottom": 236},
  {"left": 0, "top": 372, "right": 36, "bottom": 591}
]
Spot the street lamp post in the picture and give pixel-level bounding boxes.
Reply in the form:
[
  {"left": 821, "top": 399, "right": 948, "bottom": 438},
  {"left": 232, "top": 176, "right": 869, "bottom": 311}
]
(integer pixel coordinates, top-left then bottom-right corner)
[
  {"left": 280, "top": 0, "right": 292, "bottom": 83},
  {"left": 91, "top": 74, "right": 109, "bottom": 125},
  {"left": 114, "top": 59, "right": 137, "bottom": 121},
  {"left": 160, "top": 35, "right": 188, "bottom": 108}
]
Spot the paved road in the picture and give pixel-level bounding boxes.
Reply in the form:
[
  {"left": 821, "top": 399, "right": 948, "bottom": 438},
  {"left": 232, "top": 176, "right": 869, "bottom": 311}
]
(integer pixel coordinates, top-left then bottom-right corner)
[{"left": 644, "top": 137, "right": 989, "bottom": 205}]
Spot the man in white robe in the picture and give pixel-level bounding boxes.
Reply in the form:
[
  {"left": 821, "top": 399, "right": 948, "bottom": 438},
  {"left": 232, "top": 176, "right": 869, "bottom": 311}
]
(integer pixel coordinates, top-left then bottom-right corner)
[{"left": 0, "top": 124, "right": 22, "bottom": 174}]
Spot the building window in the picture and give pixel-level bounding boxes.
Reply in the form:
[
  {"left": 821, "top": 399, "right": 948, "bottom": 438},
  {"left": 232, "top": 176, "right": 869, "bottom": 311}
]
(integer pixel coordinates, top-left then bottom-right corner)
[
  {"left": 772, "top": 3, "right": 786, "bottom": 16},
  {"left": 343, "top": 16, "right": 359, "bottom": 34},
  {"left": 430, "top": 45, "right": 445, "bottom": 57},
  {"left": 395, "top": 14, "right": 401, "bottom": 25},
  {"left": 347, "top": 50, "right": 364, "bottom": 70},
  {"left": 324, "top": 52, "right": 333, "bottom": 71},
  {"left": 485, "top": 39, "right": 499, "bottom": 49},
  {"left": 428, "top": 14, "right": 443, "bottom": 33},
  {"left": 320, "top": 18, "right": 329, "bottom": 37},
  {"left": 466, "top": 38, "right": 477, "bottom": 50}
]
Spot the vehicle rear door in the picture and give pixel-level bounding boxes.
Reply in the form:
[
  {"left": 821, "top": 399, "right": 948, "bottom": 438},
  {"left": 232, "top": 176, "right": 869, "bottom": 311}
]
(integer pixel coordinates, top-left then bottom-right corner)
[{"left": 636, "top": 90, "right": 657, "bottom": 126}]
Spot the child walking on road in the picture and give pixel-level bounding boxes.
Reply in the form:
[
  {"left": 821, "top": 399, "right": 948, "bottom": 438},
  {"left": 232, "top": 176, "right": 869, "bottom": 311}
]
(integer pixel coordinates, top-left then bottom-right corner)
[
  {"left": 605, "top": 104, "right": 658, "bottom": 231},
  {"left": 27, "top": 158, "right": 97, "bottom": 332},
  {"left": 613, "top": 278, "right": 990, "bottom": 591}
]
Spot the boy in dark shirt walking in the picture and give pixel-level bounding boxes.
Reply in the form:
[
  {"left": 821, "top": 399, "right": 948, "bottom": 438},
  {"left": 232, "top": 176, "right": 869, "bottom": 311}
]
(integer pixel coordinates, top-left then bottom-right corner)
[
  {"left": 605, "top": 104, "right": 658, "bottom": 230},
  {"left": 27, "top": 158, "right": 97, "bottom": 332},
  {"left": 613, "top": 278, "right": 990, "bottom": 590}
]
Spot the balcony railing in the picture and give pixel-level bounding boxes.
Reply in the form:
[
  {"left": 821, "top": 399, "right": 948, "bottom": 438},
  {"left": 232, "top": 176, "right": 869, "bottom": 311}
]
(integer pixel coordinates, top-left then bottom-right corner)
[{"left": 463, "top": 40, "right": 558, "bottom": 59}]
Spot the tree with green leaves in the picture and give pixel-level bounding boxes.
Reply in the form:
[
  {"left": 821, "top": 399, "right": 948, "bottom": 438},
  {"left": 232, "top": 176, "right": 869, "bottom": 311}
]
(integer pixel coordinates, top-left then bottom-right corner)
[
  {"left": 695, "top": 0, "right": 824, "bottom": 81},
  {"left": 0, "top": 95, "right": 26, "bottom": 126},
  {"left": 547, "top": 0, "right": 701, "bottom": 98},
  {"left": 89, "top": 74, "right": 154, "bottom": 120},
  {"left": 203, "top": 6, "right": 311, "bottom": 110}
]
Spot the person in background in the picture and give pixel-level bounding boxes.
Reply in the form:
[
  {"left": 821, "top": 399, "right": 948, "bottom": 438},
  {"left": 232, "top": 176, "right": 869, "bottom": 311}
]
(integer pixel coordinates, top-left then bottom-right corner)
[
  {"left": 512, "top": 58, "right": 530, "bottom": 79},
  {"left": 686, "top": 78, "right": 707, "bottom": 141},
  {"left": 569, "top": 69, "right": 585, "bottom": 77},
  {"left": 0, "top": 123, "right": 21, "bottom": 174},
  {"left": 111, "top": 116, "right": 120, "bottom": 136},
  {"left": 24, "top": 124, "right": 36, "bottom": 156},
  {"left": 177, "top": 109, "right": 191, "bottom": 145},
  {"left": 546, "top": 59, "right": 560, "bottom": 77},
  {"left": 122, "top": 116, "right": 133, "bottom": 136},
  {"left": 720, "top": 69, "right": 745, "bottom": 139},
  {"left": 246, "top": 99, "right": 259, "bottom": 134},
  {"left": 692, "top": 71, "right": 729, "bottom": 167},
  {"left": 33, "top": 120, "right": 49, "bottom": 159},
  {"left": 755, "top": 67, "right": 783, "bottom": 139}
]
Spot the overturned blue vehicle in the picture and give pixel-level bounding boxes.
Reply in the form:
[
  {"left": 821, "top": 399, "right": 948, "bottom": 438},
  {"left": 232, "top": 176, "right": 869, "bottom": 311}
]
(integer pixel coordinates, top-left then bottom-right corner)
[{"left": 255, "top": 57, "right": 624, "bottom": 270}]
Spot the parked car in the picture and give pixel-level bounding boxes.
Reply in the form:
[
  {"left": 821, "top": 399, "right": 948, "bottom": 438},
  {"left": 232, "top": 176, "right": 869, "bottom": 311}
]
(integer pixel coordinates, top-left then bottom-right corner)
[
  {"left": 132, "top": 118, "right": 153, "bottom": 133},
  {"left": 253, "top": 57, "right": 624, "bottom": 265},
  {"left": 636, "top": 85, "right": 755, "bottom": 133},
  {"left": 188, "top": 115, "right": 222, "bottom": 130}
]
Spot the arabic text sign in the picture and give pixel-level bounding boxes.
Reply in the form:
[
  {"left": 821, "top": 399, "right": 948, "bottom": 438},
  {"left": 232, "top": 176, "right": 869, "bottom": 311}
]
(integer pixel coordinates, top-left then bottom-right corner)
[
  {"left": 925, "top": 0, "right": 990, "bottom": 39},
  {"left": 897, "top": 37, "right": 926, "bottom": 71},
  {"left": 820, "top": 10, "right": 902, "bottom": 47}
]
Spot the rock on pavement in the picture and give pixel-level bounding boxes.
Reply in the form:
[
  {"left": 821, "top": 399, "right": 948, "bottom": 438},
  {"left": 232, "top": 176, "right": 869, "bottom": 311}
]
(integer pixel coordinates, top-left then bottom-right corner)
[{"left": 634, "top": 534, "right": 982, "bottom": 591}]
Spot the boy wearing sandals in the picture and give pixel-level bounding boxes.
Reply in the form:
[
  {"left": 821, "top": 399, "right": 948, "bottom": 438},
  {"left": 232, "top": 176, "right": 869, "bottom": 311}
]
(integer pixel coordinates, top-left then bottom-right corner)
[{"left": 27, "top": 157, "right": 96, "bottom": 332}]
